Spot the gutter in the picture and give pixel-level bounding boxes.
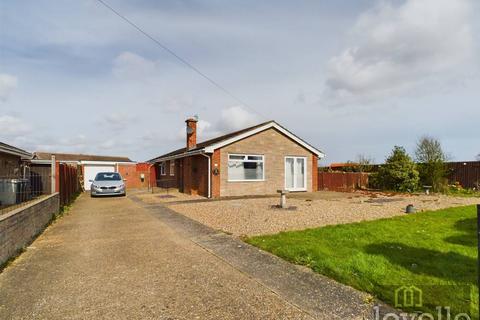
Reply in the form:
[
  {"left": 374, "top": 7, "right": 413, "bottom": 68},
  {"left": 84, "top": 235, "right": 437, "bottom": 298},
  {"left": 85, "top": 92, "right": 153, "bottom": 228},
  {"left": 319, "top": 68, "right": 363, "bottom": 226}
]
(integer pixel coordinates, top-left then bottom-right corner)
[
  {"left": 29, "top": 159, "right": 54, "bottom": 165},
  {"left": 0, "top": 146, "right": 32, "bottom": 159},
  {"left": 149, "top": 148, "right": 207, "bottom": 163}
]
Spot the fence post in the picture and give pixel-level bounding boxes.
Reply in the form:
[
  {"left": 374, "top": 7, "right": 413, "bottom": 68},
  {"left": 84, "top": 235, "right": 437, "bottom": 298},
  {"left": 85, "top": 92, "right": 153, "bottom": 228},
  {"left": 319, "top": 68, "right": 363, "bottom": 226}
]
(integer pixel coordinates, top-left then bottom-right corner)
[{"left": 50, "top": 155, "right": 56, "bottom": 194}]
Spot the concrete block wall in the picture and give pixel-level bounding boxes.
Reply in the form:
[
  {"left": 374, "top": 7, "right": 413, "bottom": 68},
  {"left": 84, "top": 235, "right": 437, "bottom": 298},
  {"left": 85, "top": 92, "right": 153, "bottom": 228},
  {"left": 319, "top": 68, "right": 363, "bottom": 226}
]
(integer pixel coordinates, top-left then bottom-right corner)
[{"left": 0, "top": 193, "right": 60, "bottom": 267}]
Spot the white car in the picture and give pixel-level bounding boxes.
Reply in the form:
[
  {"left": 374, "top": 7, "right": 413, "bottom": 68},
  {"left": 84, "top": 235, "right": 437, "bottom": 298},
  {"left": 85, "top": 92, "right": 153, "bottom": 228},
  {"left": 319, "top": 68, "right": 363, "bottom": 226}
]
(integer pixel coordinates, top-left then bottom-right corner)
[{"left": 90, "top": 172, "right": 126, "bottom": 197}]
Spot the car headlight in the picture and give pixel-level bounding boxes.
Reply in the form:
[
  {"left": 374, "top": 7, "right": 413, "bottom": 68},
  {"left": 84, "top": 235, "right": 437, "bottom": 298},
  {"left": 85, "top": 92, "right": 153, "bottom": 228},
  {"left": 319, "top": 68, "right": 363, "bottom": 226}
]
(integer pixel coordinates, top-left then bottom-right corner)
[{"left": 92, "top": 184, "right": 99, "bottom": 189}]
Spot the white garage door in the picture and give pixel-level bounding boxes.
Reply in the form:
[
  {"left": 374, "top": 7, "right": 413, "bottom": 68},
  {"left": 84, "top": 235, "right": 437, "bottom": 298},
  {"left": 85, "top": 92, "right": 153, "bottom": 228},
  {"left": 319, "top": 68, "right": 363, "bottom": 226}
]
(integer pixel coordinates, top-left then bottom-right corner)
[{"left": 84, "top": 164, "right": 115, "bottom": 190}]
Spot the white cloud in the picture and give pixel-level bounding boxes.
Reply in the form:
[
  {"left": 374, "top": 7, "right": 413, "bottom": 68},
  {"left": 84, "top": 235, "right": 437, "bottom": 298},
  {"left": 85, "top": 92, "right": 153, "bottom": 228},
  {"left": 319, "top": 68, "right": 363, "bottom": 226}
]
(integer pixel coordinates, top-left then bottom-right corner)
[
  {"left": 35, "top": 134, "right": 89, "bottom": 153},
  {"left": 112, "top": 51, "right": 159, "bottom": 79},
  {"left": 217, "top": 106, "right": 260, "bottom": 131},
  {"left": 0, "top": 115, "right": 31, "bottom": 137},
  {"left": 325, "top": 0, "right": 474, "bottom": 105},
  {"left": 197, "top": 119, "right": 221, "bottom": 140},
  {"left": 175, "top": 119, "right": 220, "bottom": 143},
  {"left": 173, "top": 106, "right": 260, "bottom": 145},
  {"left": 160, "top": 96, "right": 194, "bottom": 113},
  {"left": 0, "top": 74, "right": 18, "bottom": 101},
  {"left": 101, "top": 112, "right": 135, "bottom": 130}
]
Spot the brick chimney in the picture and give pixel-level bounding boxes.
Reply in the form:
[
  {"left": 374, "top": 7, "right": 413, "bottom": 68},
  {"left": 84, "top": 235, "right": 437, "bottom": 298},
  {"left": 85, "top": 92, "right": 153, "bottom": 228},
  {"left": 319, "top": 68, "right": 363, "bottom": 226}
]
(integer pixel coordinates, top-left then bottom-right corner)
[{"left": 186, "top": 117, "right": 198, "bottom": 150}]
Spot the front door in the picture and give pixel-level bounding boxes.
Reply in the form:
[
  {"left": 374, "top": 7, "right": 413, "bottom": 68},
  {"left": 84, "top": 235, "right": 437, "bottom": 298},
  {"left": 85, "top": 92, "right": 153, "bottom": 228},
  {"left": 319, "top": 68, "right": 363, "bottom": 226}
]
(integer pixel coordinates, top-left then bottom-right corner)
[{"left": 285, "top": 157, "right": 307, "bottom": 191}]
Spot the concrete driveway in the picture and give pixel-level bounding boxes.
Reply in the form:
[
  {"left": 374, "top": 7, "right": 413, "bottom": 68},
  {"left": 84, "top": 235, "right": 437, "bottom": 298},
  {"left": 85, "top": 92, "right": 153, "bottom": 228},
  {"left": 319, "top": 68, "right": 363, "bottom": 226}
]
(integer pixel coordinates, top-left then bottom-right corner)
[{"left": 0, "top": 192, "right": 373, "bottom": 319}]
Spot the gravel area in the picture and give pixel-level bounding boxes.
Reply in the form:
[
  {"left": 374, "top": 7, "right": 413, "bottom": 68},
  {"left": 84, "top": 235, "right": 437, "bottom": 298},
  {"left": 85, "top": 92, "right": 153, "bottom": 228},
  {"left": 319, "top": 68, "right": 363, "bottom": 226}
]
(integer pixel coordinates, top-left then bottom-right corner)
[
  {"left": 135, "top": 189, "right": 204, "bottom": 204},
  {"left": 167, "top": 192, "right": 480, "bottom": 236}
]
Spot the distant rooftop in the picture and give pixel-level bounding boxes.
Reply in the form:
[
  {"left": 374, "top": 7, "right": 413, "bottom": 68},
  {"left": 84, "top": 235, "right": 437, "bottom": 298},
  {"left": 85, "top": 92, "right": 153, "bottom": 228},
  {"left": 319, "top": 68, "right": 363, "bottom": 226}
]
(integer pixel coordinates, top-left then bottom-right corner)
[
  {"left": 33, "top": 152, "right": 132, "bottom": 163},
  {"left": 0, "top": 142, "right": 32, "bottom": 158},
  {"left": 329, "top": 162, "right": 359, "bottom": 168}
]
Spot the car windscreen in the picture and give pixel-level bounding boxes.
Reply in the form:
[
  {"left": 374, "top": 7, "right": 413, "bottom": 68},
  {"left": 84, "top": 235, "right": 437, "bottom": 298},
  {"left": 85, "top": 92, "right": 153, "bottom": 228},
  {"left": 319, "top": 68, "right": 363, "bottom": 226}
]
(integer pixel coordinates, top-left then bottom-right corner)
[{"left": 94, "top": 173, "right": 121, "bottom": 181}]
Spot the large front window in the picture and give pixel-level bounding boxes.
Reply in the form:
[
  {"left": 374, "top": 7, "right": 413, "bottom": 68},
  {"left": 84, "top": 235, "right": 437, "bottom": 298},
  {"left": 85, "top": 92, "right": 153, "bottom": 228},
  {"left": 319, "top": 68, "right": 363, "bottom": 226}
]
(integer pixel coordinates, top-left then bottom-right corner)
[{"left": 228, "top": 154, "right": 264, "bottom": 181}]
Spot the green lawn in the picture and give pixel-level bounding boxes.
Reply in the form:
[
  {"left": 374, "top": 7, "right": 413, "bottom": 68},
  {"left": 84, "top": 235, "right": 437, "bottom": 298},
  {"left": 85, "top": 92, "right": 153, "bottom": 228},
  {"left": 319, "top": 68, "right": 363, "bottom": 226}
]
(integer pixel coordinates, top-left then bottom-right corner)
[{"left": 246, "top": 205, "right": 479, "bottom": 318}]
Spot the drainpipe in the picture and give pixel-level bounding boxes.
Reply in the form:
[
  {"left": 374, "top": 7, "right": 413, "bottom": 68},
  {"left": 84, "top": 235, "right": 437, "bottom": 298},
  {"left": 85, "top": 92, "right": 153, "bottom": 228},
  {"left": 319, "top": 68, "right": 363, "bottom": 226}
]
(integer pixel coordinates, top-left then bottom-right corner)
[{"left": 200, "top": 153, "right": 211, "bottom": 198}]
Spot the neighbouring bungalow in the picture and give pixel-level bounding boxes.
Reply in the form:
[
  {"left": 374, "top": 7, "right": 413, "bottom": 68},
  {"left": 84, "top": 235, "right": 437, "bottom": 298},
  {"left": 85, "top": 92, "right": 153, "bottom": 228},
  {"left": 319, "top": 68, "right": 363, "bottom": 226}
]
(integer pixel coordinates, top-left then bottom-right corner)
[
  {"left": 0, "top": 142, "right": 32, "bottom": 177},
  {"left": 148, "top": 118, "right": 325, "bottom": 198}
]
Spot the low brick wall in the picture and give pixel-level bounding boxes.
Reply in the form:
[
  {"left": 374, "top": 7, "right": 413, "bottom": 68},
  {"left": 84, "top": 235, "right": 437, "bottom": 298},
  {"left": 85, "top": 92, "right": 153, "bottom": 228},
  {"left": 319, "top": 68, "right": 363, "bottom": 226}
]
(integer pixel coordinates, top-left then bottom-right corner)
[{"left": 0, "top": 193, "right": 60, "bottom": 267}]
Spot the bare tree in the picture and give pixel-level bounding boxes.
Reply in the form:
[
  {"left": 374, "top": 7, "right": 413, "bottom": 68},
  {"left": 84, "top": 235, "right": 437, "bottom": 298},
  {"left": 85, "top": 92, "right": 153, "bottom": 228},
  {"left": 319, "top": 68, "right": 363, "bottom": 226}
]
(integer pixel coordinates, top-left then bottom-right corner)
[
  {"left": 415, "top": 136, "right": 449, "bottom": 191},
  {"left": 415, "top": 136, "right": 448, "bottom": 163},
  {"left": 476, "top": 153, "right": 480, "bottom": 161},
  {"left": 355, "top": 154, "right": 375, "bottom": 173}
]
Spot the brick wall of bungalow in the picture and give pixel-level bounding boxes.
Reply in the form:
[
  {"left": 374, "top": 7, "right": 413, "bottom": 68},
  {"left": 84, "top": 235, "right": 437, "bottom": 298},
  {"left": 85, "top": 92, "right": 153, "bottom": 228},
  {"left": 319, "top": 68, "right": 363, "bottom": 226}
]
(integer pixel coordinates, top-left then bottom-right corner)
[
  {"left": 155, "top": 159, "right": 178, "bottom": 189},
  {"left": 156, "top": 156, "right": 209, "bottom": 197},
  {"left": 211, "top": 150, "right": 221, "bottom": 198},
  {"left": 214, "top": 127, "right": 315, "bottom": 197}
]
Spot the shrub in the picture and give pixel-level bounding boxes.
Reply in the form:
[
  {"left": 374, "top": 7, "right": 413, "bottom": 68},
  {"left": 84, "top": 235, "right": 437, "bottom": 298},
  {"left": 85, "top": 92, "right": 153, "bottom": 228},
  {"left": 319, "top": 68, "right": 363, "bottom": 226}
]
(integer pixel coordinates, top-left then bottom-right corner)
[{"left": 375, "top": 146, "right": 419, "bottom": 192}]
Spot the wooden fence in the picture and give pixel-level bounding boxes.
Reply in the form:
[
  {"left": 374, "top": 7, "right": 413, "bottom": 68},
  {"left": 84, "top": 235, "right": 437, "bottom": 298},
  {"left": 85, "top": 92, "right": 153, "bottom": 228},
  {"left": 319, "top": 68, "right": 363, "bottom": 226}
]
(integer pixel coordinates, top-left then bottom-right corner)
[
  {"left": 317, "top": 171, "right": 369, "bottom": 191},
  {"left": 447, "top": 161, "right": 480, "bottom": 189},
  {"left": 55, "top": 162, "right": 80, "bottom": 206}
]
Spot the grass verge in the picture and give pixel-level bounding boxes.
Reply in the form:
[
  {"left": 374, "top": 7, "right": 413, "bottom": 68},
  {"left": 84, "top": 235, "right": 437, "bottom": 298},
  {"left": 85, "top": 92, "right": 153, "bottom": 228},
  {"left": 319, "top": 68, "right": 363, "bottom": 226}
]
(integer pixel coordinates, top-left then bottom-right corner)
[{"left": 246, "top": 205, "right": 479, "bottom": 318}]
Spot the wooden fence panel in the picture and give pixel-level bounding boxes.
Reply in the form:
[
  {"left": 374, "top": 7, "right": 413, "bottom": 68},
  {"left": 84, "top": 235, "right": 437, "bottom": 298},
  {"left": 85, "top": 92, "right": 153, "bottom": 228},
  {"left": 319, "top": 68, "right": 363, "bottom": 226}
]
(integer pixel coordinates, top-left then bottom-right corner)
[
  {"left": 447, "top": 161, "right": 480, "bottom": 189},
  {"left": 57, "top": 163, "right": 80, "bottom": 206},
  {"left": 318, "top": 171, "right": 369, "bottom": 191}
]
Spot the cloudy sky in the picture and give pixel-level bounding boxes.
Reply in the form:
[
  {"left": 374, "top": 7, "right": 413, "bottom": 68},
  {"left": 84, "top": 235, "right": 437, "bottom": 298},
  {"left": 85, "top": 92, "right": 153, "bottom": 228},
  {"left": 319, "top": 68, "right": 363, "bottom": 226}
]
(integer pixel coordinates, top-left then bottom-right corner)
[{"left": 1, "top": 0, "right": 479, "bottom": 163}]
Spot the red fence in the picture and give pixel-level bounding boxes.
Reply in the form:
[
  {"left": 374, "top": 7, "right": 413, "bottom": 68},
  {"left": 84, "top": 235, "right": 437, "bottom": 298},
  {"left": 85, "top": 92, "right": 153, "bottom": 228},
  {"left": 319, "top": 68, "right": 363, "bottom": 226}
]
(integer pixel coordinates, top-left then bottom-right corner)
[
  {"left": 318, "top": 171, "right": 369, "bottom": 192},
  {"left": 56, "top": 163, "right": 80, "bottom": 206}
]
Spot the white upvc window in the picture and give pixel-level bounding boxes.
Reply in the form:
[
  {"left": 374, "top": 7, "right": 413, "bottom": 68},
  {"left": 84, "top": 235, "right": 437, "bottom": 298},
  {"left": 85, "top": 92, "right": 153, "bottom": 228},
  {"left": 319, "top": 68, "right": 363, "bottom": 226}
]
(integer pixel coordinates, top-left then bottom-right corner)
[
  {"left": 228, "top": 154, "right": 264, "bottom": 181},
  {"left": 170, "top": 161, "right": 175, "bottom": 176},
  {"left": 159, "top": 162, "right": 166, "bottom": 175}
]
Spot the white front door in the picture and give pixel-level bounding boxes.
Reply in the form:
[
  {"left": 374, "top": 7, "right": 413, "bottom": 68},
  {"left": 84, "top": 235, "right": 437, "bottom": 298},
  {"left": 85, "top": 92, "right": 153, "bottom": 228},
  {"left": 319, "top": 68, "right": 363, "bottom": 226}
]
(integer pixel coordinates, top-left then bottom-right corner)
[
  {"left": 285, "top": 157, "right": 307, "bottom": 191},
  {"left": 83, "top": 165, "right": 115, "bottom": 190}
]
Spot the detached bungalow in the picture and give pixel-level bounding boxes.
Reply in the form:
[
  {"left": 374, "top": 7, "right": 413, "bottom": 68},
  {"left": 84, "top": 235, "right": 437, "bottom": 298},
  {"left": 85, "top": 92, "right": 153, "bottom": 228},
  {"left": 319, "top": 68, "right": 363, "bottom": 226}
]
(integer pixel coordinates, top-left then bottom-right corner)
[{"left": 148, "top": 118, "right": 324, "bottom": 198}]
